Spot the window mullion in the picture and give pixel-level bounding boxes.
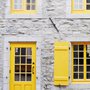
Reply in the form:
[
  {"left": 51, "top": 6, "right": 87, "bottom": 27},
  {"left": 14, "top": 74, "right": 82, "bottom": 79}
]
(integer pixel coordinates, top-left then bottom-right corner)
[{"left": 84, "top": 45, "right": 86, "bottom": 80}]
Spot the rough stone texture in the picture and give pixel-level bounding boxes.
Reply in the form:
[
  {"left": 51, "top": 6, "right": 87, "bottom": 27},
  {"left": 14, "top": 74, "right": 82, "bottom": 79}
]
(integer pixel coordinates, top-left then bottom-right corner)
[
  {"left": 2, "top": 0, "right": 66, "bottom": 18},
  {"left": 0, "top": 19, "right": 89, "bottom": 90},
  {"left": 0, "top": 0, "right": 89, "bottom": 90}
]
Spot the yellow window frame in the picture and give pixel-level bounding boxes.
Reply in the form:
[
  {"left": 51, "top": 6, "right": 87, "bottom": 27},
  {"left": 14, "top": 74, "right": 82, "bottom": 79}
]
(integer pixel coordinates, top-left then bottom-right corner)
[
  {"left": 71, "top": 0, "right": 90, "bottom": 14},
  {"left": 10, "top": 0, "right": 37, "bottom": 14},
  {"left": 72, "top": 42, "right": 90, "bottom": 84}
]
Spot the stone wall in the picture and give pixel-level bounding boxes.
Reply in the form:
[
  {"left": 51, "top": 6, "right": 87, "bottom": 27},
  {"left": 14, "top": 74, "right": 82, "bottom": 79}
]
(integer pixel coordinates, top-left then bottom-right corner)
[
  {"left": 0, "top": 19, "right": 89, "bottom": 90},
  {"left": 0, "top": 0, "right": 89, "bottom": 90}
]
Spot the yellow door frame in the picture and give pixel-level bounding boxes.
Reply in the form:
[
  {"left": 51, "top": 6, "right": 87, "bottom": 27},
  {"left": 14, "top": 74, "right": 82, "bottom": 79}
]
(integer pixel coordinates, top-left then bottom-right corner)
[{"left": 10, "top": 42, "right": 36, "bottom": 90}]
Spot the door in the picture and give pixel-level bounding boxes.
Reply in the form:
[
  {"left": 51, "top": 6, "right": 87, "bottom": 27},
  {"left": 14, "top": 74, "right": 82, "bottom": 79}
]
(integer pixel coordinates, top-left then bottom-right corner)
[{"left": 10, "top": 42, "right": 36, "bottom": 90}]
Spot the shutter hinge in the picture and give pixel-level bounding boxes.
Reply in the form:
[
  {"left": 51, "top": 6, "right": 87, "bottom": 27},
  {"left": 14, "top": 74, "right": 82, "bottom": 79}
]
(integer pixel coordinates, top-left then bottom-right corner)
[
  {"left": 9, "top": 70, "right": 11, "bottom": 73},
  {"left": 69, "top": 47, "right": 70, "bottom": 50},
  {"left": 10, "top": 47, "right": 11, "bottom": 50},
  {"left": 69, "top": 76, "right": 70, "bottom": 79}
]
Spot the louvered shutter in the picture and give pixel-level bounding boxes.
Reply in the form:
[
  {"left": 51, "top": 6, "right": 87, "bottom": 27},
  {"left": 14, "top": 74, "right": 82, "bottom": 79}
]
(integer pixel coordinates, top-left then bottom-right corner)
[
  {"left": 54, "top": 42, "right": 70, "bottom": 86},
  {"left": 74, "top": 0, "right": 84, "bottom": 10}
]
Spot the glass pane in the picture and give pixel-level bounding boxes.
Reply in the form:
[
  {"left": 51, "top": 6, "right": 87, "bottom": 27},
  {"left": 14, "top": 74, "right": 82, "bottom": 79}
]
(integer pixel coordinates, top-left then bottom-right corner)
[
  {"left": 14, "top": 0, "right": 18, "bottom": 3},
  {"left": 27, "top": 56, "right": 32, "bottom": 64},
  {"left": 74, "top": 73, "right": 78, "bottom": 79},
  {"left": 21, "top": 48, "right": 26, "bottom": 55},
  {"left": 86, "top": 45, "right": 90, "bottom": 57},
  {"left": 27, "top": 5, "right": 30, "bottom": 10},
  {"left": 74, "top": 0, "right": 83, "bottom": 10},
  {"left": 87, "top": 73, "right": 90, "bottom": 79},
  {"left": 79, "top": 73, "right": 83, "bottom": 79},
  {"left": 32, "top": 0, "right": 35, "bottom": 3},
  {"left": 14, "top": 0, "right": 22, "bottom": 9},
  {"left": 87, "top": 0, "right": 90, "bottom": 3},
  {"left": 87, "top": 59, "right": 90, "bottom": 64},
  {"left": 14, "top": 0, "right": 22, "bottom": 3},
  {"left": 74, "top": 66, "right": 78, "bottom": 72},
  {"left": 15, "top": 74, "right": 19, "bottom": 81},
  {"left": 27, "top": 0, "right": 30, "bottom": 3},
  {"left": 74, "top": 59, "right": 78, "bottom": 65},
  {"left": 27, "top": 74, "right": 31, "bottom": 81},
  {"left": 86, "top": 52, "right": 90, "bottom": 58},
  {"left": 74, "top": 45, "right": 78, "bottom": 51},
  {"left": 79, "top": 59, "right": 83, "bottom": 65},
  {"left": 79, "top": 66, "right": 83, "bottom": 72},
  {"left": 21, "top": 65, "right": 25, "bottom": 72},
  {"left": 15, "top": 65, "right": 20, "bottom": 72},
  {"left": 15, "top": 56, "right": 20, "bottom": 64},
  {"left": 87, "top": 5, "right": 90, "bottom": 10},
  {"left": 32, "top": 5, "right": 35, "bottom": 10},
  {"left": 14, "top": 5, "right": 22, "bottom": 9},
  {"left": 79, "top": 52, "right": 83, "bottom": 57},
  {"left": 79, "top": 45, "right": 84, "bottom": 51},
  {"left": 15, "top": 48, "right": 20, "bottom": 55},
  {"left": 74, "top": 52, "right": 78, "bottom": 57},
  {"left": 87, "top": 45, "right": 90, "bottom": 50},
  {"left": 21, "top": 56, "right": 26, "bottom": 64},
  {"left": 87, "top": 66, "right": 90, "bottom": 71},
  {"left": 21, "top": 74, "right": 25, "bottom": 81},
  {"left": 27, "top": 48, "right": 32, "bottom": 55},
  {"left": 27, "top": 65, "right": 31, "bottom": 72}
]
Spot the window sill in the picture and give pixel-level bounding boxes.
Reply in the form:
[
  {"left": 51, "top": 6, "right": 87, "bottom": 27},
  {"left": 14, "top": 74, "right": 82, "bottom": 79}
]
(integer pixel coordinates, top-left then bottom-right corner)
[
  {"left": 66, "top": 13, "right": 90, "bottom": 18},
  {"left": 72, "top": 81, "right": 90, "bottom": 84}
]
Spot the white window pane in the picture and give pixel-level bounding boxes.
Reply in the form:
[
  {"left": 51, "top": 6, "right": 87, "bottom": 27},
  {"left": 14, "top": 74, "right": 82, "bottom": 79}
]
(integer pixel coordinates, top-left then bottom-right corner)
[
  {"left": 14, "top": 5, "right": 22, "bottom": 9},
  {"left": 74, "top": 0, "right": 84, "bottom": 10},
  {"left": 14, "top": 0, "right": 22, "bottom": 4},
  {"left": 14, "top": 0, "right": 22, "bottom": 9}
]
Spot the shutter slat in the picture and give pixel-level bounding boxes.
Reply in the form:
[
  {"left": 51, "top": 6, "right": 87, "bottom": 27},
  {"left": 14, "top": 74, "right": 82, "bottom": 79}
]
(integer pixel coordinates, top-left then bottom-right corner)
[
  {"left": 54, "top": 42, "right": 70, "bottom": 86},
  {"left": 74, "top": 0, "right": 84, "bottom": 10}
]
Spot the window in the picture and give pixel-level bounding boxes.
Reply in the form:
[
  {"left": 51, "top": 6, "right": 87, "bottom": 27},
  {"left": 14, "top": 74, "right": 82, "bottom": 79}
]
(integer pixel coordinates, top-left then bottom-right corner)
[
  {"left": 86, "top": 0, "right": 90, "bottom": 10},
  {"left": 6, "top": 0, "right": 42, "bottom": 18},
  {"left": 67, "top": 0, "right": 90, "bottom": 18},
  {"left": 54, "top": 42, "right": 90, "bottom": 86},
  {"left": 11, "top": 0, "right": 36, "bottom": 14},
  {"left": 72, "top": 42, "right": 90, "bottom": 82},
  {"left": 72, "top": 0, "right": 90, "bottom": 14}
]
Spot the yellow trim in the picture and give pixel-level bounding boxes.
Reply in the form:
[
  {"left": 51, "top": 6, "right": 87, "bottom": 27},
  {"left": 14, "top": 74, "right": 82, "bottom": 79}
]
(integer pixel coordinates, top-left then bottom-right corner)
[
  {"left": 10, "top": 42, "right": 36, "bottom": 90},
  {"left": 71, "top": 0, "right": 90, "bottom": 14},
  {"left": 84, "top": 45, "right": 86, "bottom": 80},
  {"left": 72, "top": 42, "right": 90, "bottom": 83},
  {"left": 72, "top": 81, "right": 90, "bottom": 84},
  {"left": 11, "top": 0, "right": 37, "bottom": 14},
  {"left": 72, "top": 45, "right": 74, "bottom": 82}
]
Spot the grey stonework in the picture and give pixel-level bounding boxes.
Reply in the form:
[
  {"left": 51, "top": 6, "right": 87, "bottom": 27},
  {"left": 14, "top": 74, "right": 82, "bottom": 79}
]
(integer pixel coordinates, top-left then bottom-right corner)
[
  {"left": 1, "top": 0, "right": 66, "bottom": 18},
  {"left": 0, "top": 19, "right": 90, "bottom": 90},
  {"left": 0, "top": 0, "right": 89, "bottom": 90}
]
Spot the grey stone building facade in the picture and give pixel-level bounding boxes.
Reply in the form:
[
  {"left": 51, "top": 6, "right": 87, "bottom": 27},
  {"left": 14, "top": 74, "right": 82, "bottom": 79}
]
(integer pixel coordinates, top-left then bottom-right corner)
[{"left": 0, "top": 0, "right": 89, "bottom": 90}]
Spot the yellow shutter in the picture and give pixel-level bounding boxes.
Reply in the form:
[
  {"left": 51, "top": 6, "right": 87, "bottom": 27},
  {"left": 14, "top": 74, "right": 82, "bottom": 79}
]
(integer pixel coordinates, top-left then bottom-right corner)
[{"left": 54, "top": 42, "right": 70, "bottom": 86}]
